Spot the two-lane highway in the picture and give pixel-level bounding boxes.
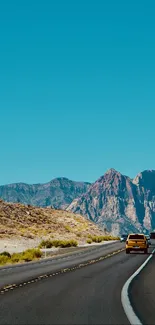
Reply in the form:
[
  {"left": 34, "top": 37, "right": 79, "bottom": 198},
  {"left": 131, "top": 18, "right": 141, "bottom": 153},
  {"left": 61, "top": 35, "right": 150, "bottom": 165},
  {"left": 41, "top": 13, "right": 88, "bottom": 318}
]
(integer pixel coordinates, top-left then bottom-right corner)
[
  {"left": 0, "top": 241, "right": 124, "bottom": 289},
  {"left": 0, "top": 241, "right": 154, "bottom": 324}
]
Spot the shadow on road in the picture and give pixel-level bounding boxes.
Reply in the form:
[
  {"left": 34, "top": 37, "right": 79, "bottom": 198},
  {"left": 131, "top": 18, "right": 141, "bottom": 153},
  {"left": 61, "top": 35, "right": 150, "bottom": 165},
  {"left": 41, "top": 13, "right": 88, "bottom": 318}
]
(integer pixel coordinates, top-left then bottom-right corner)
[{"left": 130, "top": 249, "right": 155, "bottom": 255}]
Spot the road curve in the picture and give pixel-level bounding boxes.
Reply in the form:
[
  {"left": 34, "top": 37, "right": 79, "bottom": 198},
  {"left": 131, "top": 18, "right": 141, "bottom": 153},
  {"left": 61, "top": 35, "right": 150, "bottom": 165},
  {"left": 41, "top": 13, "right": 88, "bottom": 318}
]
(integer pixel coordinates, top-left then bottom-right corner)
[
  {"left": 129, "top": 241, "right": 155, "bottom": 325},
  {"left": 0, "top": 241, "right": 123, "bottom": 289},
  {"left": 0, "top": 242, "right": 154, "bottom": 324}
]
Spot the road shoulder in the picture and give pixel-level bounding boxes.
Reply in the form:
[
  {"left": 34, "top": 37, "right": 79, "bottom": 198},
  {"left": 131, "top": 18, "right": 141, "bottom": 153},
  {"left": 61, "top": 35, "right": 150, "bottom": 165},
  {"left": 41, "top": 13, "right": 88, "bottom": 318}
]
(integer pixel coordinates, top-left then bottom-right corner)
[{"left": 129, "top": 251, "right": 155, "bottom": 325}]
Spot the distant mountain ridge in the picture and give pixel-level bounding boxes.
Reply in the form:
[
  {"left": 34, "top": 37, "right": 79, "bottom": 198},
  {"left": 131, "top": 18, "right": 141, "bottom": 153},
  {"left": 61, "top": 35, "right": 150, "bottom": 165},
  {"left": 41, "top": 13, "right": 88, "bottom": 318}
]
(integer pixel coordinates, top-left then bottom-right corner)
[
  {"left": 0, "top": 177, "right": 90, "bottom": 209},
  {"left": 67, "top": 169, "right": 155, "bottom": 235},
  {"left": 1, "top": 169, "right": 155, "bottom": 236}
]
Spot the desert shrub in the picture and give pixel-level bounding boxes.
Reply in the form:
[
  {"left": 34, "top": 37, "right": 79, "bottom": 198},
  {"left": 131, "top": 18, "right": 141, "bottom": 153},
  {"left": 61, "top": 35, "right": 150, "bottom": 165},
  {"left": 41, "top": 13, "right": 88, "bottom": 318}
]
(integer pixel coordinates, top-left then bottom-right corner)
[
  {"left": 0, "top": 251, "right": 11, "bottom": 258},
  {"left": 102, "top": 236, "right": 111, "bottom": 241},
  {"left": 39, "top": 239, "right": 78, "bottom": 249},
  {"left": 113, "top": 236, "right": 120, "bottom": 240},
  {"left": 22, "top": 251, "right": 33, "bottom": 262},
  {"left": 62, "top": 239, "right": 78, "bottom": 247},
  {"left": 65, "top": 225, "right": 72, "bottom": 232},
  {"left": 87, "top": 238, "right": 92, "bottom": 244},
  {"left": 51, "top": 239, "right": 78, "bottom": 248},
  {"left": 39, "top": 240, "right": 52, "bottom": 248},
  {"left": 50, "top": 240, "right": 60, "bottom": 247},
  {"left": 11, "top": 253, "right": 21, "bottom": 263},
  {"left": 0, "top": 255, "right": 10, "bottom": 265},
  {"left": 87, "top": 234, "right": 119, "bottom": 243},
  {"left": 0, "top": 248, "right": 42, "bottom": 266},
  {"left": 90, "top": 236, "right": 104, "bottom": 243},
  {"left": 22, "top": 248, "right": 42, "bottom": 260},
  {"left": 32, "top": 248, "right": 42, "bottom": 258}
]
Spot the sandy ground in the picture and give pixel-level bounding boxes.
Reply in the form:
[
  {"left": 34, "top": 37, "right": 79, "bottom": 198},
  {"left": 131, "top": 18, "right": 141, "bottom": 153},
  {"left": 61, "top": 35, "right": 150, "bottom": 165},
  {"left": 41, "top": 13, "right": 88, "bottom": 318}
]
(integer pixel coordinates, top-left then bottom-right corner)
[
  {"left": 0, "top": 238, "right": 41, "bottom": 254},
  {"left": 0, "top": 238, "right": 117, "bottom": 254}
]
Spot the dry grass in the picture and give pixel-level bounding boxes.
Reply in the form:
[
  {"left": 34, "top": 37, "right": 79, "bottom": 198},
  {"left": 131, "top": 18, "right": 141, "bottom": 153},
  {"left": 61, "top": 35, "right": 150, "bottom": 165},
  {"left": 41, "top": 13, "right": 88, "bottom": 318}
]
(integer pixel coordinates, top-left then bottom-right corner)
[
  {"left": 39, "top": 239, "right": 78, "bottom": 248},
  {"left": 0, "top": 248, "right": 42, "bottom": 266}
]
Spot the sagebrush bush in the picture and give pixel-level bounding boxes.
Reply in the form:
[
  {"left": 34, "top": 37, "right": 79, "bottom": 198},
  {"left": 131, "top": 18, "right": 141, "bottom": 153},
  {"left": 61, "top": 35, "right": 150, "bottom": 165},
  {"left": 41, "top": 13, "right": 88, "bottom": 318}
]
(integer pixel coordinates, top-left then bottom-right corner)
[
  {"left": 39, "top": 239, "right": 78, "bottom": 248},
  {"left": 87, "top": 234, "right": 120, "bottom": 243},
  {"left": 0, "top": 248, "right": 42, "bottom": 266},
  {"left": 90, "top": 236, "right": 104, "bottom": 243}
]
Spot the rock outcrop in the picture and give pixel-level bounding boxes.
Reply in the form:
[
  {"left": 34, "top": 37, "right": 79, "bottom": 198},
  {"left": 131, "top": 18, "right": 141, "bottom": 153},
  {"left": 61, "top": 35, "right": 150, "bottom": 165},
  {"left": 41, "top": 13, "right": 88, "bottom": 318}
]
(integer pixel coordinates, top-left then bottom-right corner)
[{"left": 67, "top": 169, "right": 155, "bottom": 235}]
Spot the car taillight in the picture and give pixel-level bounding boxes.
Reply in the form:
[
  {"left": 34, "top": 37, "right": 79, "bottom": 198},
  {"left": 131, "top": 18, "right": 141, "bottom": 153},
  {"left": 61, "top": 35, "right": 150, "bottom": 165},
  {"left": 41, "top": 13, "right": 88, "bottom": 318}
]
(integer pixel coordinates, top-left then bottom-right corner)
[{"left": 126, "top": 240, "right": 128, "bottom": 244}]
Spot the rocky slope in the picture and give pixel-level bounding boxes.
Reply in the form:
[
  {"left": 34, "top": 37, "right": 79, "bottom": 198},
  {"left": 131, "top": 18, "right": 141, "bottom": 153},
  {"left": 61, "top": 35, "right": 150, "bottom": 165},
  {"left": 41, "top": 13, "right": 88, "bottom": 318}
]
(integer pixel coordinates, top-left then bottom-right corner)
[
  {"left": 0, "top": 178, "right": 90, "bottom": 209},
  {"left": 67, "top": 169, "right": 155, "bottom": 235},
  {"left": 0, "top": 199, "right": 105, "bottom": 244}
]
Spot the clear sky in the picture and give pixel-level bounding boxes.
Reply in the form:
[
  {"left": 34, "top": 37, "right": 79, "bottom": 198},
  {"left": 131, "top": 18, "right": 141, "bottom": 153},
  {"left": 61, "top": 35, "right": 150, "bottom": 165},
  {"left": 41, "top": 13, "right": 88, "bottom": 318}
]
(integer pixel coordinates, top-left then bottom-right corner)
[{"left": 0, "top": 0, "right": 155, "bottom": 185}]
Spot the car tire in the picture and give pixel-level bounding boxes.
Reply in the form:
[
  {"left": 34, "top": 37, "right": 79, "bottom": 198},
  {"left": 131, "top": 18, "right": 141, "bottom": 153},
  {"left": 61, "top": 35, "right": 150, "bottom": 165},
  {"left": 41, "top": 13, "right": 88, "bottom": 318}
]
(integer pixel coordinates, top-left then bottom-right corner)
[
  {"left": 126, "top": 249, "right": 130, "bottom": 254},
  {"left": 144, "top": 249, "right": 148, "bottom": 254}
]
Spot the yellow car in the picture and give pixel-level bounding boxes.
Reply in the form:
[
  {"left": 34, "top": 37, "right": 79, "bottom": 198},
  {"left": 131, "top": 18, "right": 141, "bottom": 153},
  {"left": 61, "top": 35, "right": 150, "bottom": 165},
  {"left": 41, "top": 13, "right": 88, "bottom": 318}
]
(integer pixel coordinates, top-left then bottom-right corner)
[{"left": 126, "top": 233, "right": 148, "bottom": 254}]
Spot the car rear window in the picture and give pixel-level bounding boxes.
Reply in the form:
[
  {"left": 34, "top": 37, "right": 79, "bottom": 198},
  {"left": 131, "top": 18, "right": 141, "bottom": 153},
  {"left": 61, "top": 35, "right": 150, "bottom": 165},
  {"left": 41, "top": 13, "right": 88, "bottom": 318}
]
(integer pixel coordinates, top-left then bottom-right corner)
[{"left": 129, "top": 235, "right": 145, "bottom": 240}]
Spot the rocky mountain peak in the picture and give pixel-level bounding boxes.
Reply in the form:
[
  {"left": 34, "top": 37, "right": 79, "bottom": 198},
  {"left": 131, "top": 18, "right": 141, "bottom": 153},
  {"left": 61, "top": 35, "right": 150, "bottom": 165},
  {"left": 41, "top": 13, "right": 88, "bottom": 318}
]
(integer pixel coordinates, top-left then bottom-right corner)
[
  {"left": 67, "top": 168, "right": 155, "bottom": 235},
  {"left": 90, "top": 168, "right": 132, "bottom": 198},
  {"left": 104, "top": 168, "right": 121, "bottom": 175},
  {"left": 101, "top": 168, "right": 122, "bottom": 180}
]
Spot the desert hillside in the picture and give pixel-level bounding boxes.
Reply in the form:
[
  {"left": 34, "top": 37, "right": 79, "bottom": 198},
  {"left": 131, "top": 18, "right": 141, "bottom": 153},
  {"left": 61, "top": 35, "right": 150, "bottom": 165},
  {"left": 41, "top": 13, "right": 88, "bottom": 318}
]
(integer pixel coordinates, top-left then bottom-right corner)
[{"left": 0, "top": 199, "right": 105, "bottom": 247}]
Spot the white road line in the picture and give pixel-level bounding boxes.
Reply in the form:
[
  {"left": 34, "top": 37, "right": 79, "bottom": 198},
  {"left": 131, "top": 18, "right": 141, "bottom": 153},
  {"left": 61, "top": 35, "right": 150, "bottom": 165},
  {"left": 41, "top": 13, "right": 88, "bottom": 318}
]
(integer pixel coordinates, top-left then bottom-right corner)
[{"left": 121, "top": 248, "right": 155, "bottom": 325}]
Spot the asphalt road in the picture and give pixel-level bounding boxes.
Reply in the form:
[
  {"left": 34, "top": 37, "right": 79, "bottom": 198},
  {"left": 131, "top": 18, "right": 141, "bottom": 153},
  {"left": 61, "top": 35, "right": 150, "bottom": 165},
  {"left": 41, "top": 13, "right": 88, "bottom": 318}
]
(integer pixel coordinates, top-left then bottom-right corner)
[
  {"left": 0, "top": 241, "right": 124, "bottom": 289},
  {"left": 130, "top": 241, "right": 155, "bottom": 325},
  {"left": 0, "top": 241, "right": 154, "bottom": 325}
]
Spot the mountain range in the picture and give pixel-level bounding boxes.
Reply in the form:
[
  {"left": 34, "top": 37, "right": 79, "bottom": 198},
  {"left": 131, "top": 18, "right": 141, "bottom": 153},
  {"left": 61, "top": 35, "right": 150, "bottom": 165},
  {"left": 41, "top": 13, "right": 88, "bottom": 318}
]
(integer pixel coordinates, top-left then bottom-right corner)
[
  {"left": 0, "top": 178, "right": 90, "bottom": 209},
  {"left": 1, "top": 169, "right": 155, "bottom": 235}
]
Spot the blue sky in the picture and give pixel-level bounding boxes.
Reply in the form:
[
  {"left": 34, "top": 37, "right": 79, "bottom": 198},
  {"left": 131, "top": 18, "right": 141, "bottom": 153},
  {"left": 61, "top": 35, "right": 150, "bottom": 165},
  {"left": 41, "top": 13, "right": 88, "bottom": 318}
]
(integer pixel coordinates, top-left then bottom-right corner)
[{"left": 0, "top": 0, "right": 155, "bottom": 184}]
